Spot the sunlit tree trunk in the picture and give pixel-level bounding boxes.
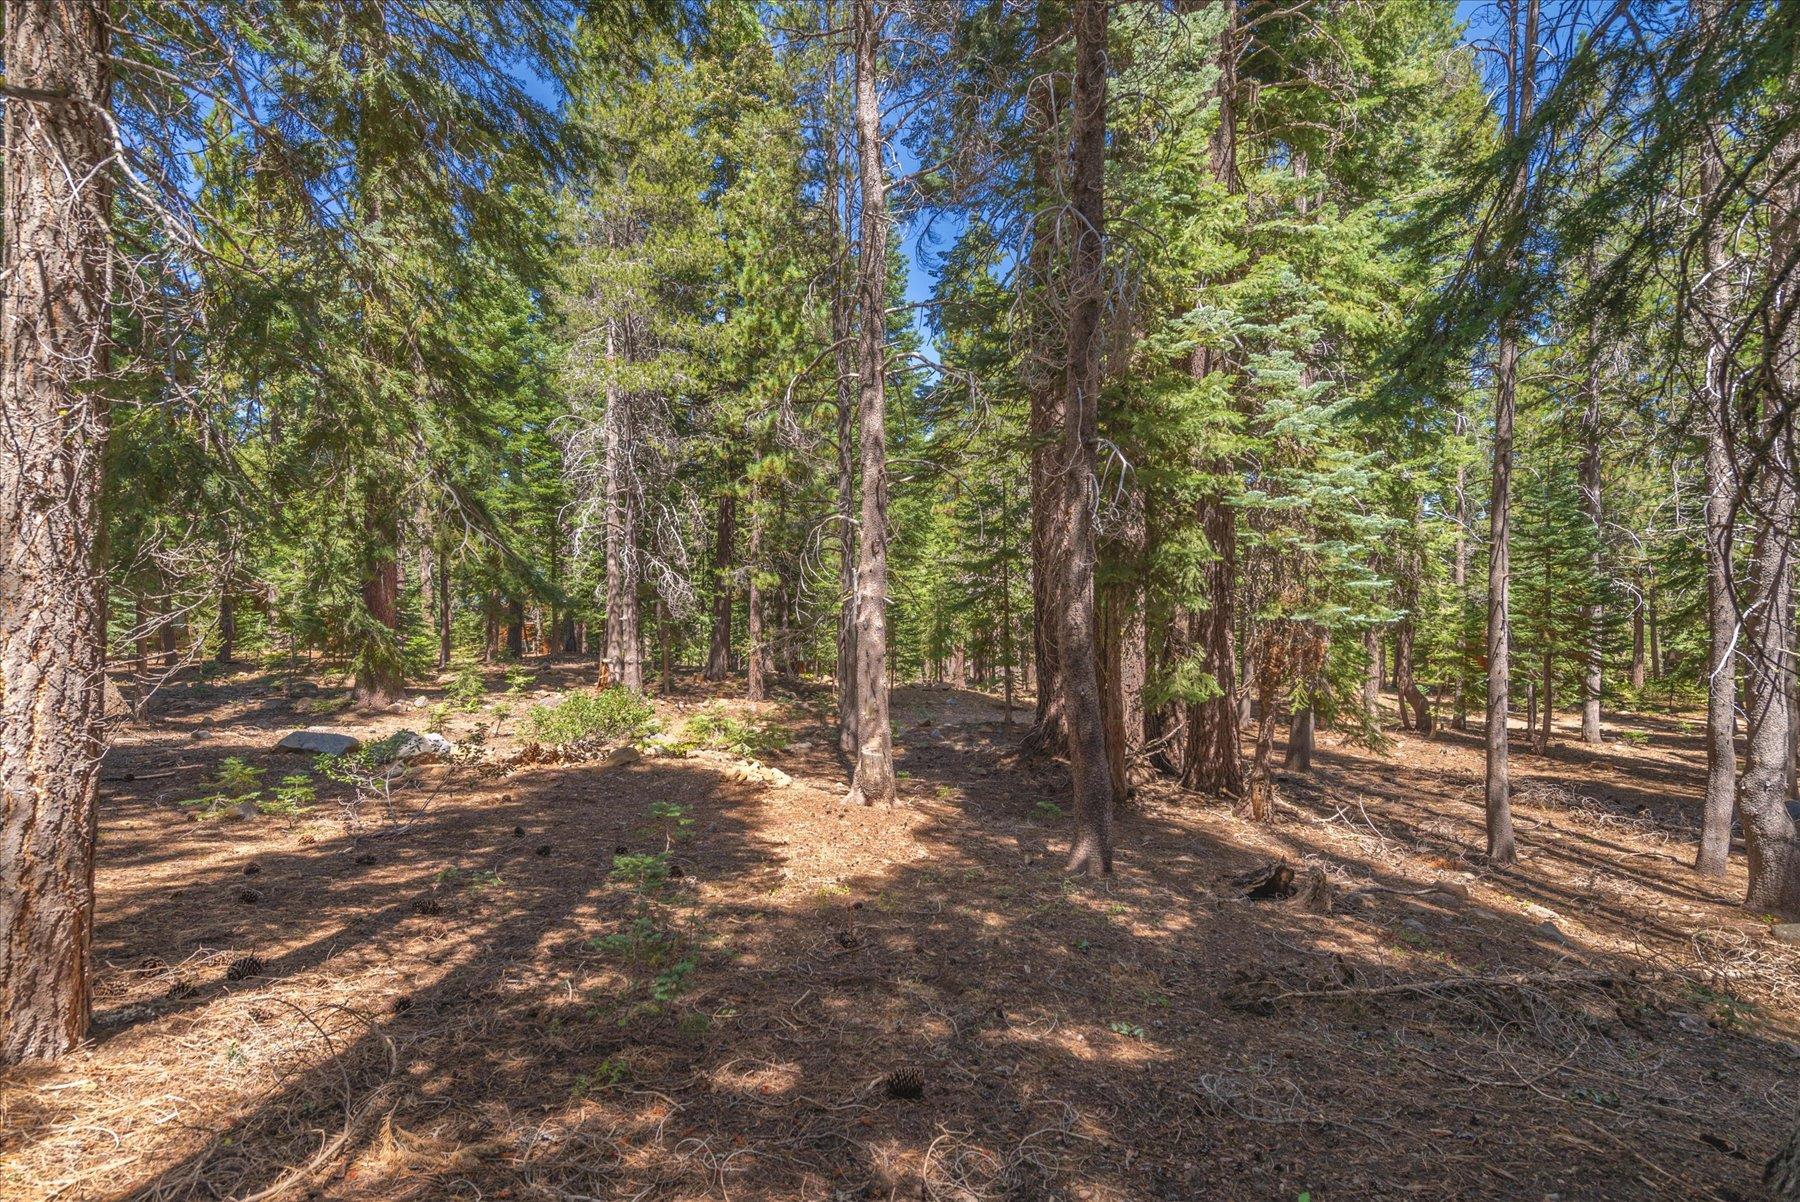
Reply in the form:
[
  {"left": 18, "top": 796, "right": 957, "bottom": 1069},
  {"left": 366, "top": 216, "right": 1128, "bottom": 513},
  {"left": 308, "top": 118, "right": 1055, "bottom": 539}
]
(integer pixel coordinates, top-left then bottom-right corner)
[
  {"left": 1020, "top": 28, "right": 1067, "bottom": 759},
  {"left": 0, "top": 0, "right": 112, "bottom": 1065},
  {"left": 1696, "top": 0, "right": 1741, "bottom": 874},
  {"left": 1580, "top": 364, "right": 1604, "bottom": 743},
  {"left": 845, "top": 0, "right": 895, "bottom": 804},
  {"left": 1059, "top": 0, "right": 1115, "bottom": 873},
  {"left": 602, "top": 319, "right": 642, "bottom": 691},
  {"left": 1739, "top": 119, "right": 1800, "bottom": 913},
  {"left": 1484, "top": 0, "right": 1537, "bottom": 866}
]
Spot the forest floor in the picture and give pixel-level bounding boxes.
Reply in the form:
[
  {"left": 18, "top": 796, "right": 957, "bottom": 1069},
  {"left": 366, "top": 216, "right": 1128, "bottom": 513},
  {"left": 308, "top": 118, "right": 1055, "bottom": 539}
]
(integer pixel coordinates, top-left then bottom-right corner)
[{"left": 3, "top": 663, "right": 1798, "bottom": 1202}]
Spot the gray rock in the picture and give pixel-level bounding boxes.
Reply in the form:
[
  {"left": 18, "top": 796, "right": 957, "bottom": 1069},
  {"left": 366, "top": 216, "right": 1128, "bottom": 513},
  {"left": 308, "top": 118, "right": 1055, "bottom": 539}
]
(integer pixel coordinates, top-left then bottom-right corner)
[
  {"left": 390, "top": 731, "right": 454, "bottom": 763},
  {"left": 275, "top": 729, "right": 362, "bottom": 756},
  {"left": 1534, "top": 920, "right": 1567, "bottom": 944},
  {"left": 231, "top": 799, "right": 260, "bottom": 820},
  {"left": 1770, "top": 923, "right": 1800, "bottom": 946}
]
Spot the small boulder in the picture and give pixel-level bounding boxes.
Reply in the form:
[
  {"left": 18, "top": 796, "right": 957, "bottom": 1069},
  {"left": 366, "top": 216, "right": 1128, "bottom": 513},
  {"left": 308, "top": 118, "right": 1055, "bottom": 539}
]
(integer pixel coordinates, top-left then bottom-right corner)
[
  {"left": 596, "top": 745, "right": 641, "bottom": 770},
  {"left": 1770, "top": 923, "right": 1800, "bottom": 946},
  {"left": 391, "top": 731, "right": 454, "bottom": 763},
  {"left": 275, "top": 729, "right": 361, "bottom": 757}
]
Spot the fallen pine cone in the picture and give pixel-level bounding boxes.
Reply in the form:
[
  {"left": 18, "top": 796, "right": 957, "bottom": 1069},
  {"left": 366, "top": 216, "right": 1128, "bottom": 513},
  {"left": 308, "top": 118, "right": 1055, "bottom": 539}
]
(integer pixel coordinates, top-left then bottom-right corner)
[
  {"left": 884, "top": 1067, "right": 925, "bottom": 1100},
  {"left": 224, "top": 955, "right": 265, "bottom": 982}
]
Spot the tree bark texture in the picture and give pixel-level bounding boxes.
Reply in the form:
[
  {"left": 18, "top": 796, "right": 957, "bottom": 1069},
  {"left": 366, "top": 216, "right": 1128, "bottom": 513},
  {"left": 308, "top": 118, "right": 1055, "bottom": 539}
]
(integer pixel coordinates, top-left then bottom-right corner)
[
  {"left": 1, "top": 0, "right": 113, "bottom": 1066},
  {"left": 846, "top": 0, "right": 895, "bottom": 805}
]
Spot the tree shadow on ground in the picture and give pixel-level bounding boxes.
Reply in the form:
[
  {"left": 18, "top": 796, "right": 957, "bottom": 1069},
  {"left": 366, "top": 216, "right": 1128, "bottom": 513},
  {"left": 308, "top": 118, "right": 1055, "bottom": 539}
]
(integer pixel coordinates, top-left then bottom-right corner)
[{"left": 1, "top": 681, "right": 1791, "bottom": 1202}]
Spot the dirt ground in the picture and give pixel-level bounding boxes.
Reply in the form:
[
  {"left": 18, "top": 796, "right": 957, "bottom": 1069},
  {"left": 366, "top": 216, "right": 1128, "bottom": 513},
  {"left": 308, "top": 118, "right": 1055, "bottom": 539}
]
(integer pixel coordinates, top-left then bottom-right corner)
[{"left": 3, "top": 662, "right": 1797, "bottom": 1201}]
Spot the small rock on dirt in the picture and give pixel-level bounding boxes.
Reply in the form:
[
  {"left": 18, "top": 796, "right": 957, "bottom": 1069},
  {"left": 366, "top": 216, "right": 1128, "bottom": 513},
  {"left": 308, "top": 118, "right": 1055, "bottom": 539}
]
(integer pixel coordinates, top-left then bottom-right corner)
[
  {"left": 275, "top": 729, "right": 361, "bottom": 756},
  {"left": 388, "top": 731, "right": 453, "bottom": 763},
  {"left": 597, "top": 745, "right": 641, "bottom": 770},
  {"left": 1523, "top": 902, "right": 1559, "bottom": 922},
  {"left": 1770, "top": 923, "right": 1800, "bottom": 946}
]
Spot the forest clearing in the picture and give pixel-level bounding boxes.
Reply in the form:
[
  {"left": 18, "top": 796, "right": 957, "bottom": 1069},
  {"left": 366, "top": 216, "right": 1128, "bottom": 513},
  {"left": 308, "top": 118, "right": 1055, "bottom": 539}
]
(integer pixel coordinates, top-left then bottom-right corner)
[
  {"left": 6, "top": 0, "right": 1800, "bottom": 1198},
  {"left": 2, "top": 663, "right": 1797, "bottom": 1201}
]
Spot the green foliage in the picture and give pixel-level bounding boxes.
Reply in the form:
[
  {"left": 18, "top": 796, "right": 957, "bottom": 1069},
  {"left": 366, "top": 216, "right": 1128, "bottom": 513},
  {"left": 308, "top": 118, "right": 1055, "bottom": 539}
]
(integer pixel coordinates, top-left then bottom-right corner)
[
  {"left": 180, "top": 757, "right": 265, "bottom": 818},
  {"left": 526, "top": 687, "right": 655, "bottom": 749},
  {"left": 610, "top": 852, "right": 672, "bottom": 890},
  {"left": 676, "top": 704, "right": 787, "bottom": 757},
  {"left": 261, "top": 773, "right": 317, "bottom": 817},
  {"left": 449, "top": 666, "right": 487, "bottom": 712}
]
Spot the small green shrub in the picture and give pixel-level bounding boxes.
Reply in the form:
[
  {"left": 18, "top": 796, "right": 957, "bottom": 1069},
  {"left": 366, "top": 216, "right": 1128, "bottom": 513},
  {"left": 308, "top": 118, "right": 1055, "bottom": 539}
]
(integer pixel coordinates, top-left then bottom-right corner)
[
  {"left": 526, "top": 687, "right": 654, "bottom": 750},
  {"left": 678, "top": 703, "right": 788, "bottom": 756},
  {"left": 424, "top": 702, "right": 452, "bottom": 734},
  {"left": 449, "top": 665, "right": 486, "bottom": 711},
  {"left": 505, "top": 666, "right": 535, "bottom": 695},
  {"left": 259, "top": 773, "right": 316, "bottom": 817},
  {"left": 610, "top": 851, "right": 671, "bottom": 889},
  {"left": 180, "top": 757, "right": 265, "bottom": 818}
]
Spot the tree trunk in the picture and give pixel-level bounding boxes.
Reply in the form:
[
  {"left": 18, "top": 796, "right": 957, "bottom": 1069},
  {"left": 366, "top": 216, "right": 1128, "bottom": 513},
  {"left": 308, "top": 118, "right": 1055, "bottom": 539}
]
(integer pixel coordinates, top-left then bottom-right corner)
[
  {"left": 1453, "top": 408, "right": 1471, "bottom": 730},
  {"left": 1055, "top": 0, "right": 1115, "bottom": 873},
  {"left": 845, "top": 0, "right": 896, "bottom": 804},
  {"left": 1629, "top": 582, "right": 1646, "bottom": 691},
  {"left": 216, "top": 591, "right": 237, "bottom": 664},
  {"left": 436, "top": 549, "right": 452, "bottom": 669},
  {"left": 1538, "top": 648, "right": 1553, "bottom": 752},
  {"left": 1580, "top": 343, "right": 1604, "bottom": 743},
  {"left": 1020, "top": 50, "right": 1067, "bottom": 760},
  {"left": 1740, "top": 457, "right": 1799, "bottom": 912},
  {"left": 1284, "top": 704, "right": 1315, "bottom": 772},
  {"left": 747, "top": 480, "right": 771, "bottom": 703},
  {"left": 1484, "top": 0, "right": 1536, "bottom": 865},
  {"left": 1179, "top": 0, "right": 1244, "bottom": 799},
  {"left": 602, "top": 320, "right": 643, "bottom": 691},
  {"left": 1, "top": 0, "right": 113, "bottom": 1065},
  {"left": 1695, "top": 22, "right": 1742, "bottom": 874},
  {"left": 1739, "top": 116, "right": 1800, "bottom": 912},
  {"left": 1363, "top": 625, "right": 1381, "bottom": 726},
  {"left": 504, "top": 597, "right": 524, "bottom": 660},
  {"left": 827, "top": 77, "right": 861, "bottom": 756},
  {"left": 705, "top": 490, "right": 735, "bottom": 681},
  {"left": 354, "top": 488, "right": 404, "bottom": 708},
  {"left": 1001, "top": 472, "right": 1016, "bottom": 729}
]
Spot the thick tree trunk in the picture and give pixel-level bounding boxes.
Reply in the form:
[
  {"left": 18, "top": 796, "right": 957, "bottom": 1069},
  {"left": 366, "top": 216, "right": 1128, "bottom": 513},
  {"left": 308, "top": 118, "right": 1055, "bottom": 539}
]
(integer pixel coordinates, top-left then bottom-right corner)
[
  {"left": 602, "top": 320, "right": 643, "bottom": 691},
  {"left": 1284, "top": 704, "right": 1315, "bottom": 772},
  {"left": 1740, "top": 459, "right": 1799, "bottom": 910},
  {"left": 1057, "top": 0, "right": 1115, "bottom": 873},
  {"left": 845, "top": 0, "right": 895, "bottom": 804},
  {"left": 747, "top": 481, "right": 772, "bottom": 703},
  {"left": 1020, "top": 57, "right": 1067, "bottom": 760},
  {"left": 1740, "top": 120, "right": 1800, "bottom": 912},
  {"left": 705, "top": 490, "right": 735, "bottom": 681},
  {"left": 1696, "top": 27, "right": 1743, "bottom": 874},
  {"left": 1179, "top": 0, "right": 1244, "bottom": 799},
  {"left": 505, "top": 598, "right": 525, "bottom": 661},
  {"left": 1, "top": 0, "right": 113, "bottom": 1065},
  {"left": 1395, "top": 542, "right": 1434, "bottom": 737},
  {"left": 216, "top": 592, "right": 236, "bottom": 664},
  {"left": 354, "top": 489, "right": 404, "bottom": 708},
  {"left": 833, "top": 172, "right": 860, "bottom": 757}
]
